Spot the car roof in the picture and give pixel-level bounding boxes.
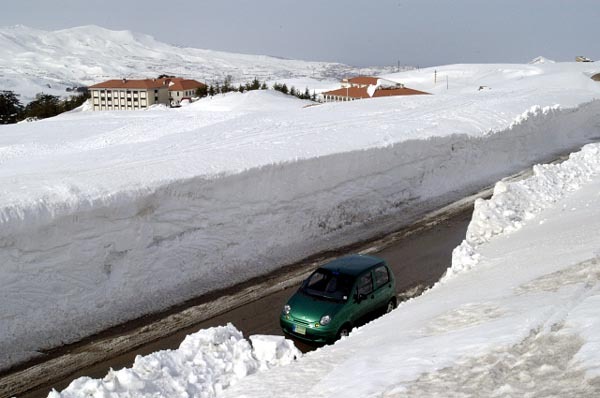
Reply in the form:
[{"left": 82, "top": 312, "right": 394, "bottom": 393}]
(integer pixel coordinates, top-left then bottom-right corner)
[{"left": 320, "top": 254, "right": 386, "bottom": 277}]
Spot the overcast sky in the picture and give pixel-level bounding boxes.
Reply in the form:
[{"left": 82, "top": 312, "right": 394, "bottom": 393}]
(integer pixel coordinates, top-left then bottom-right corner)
[{"left": 2, "top": 0, "right": 599, "bottom": 67}]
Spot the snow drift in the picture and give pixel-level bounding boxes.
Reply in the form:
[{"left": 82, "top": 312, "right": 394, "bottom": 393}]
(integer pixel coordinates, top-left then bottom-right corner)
[
  {"left": 1, "top": 63, "right": 600, "bottom": 370},
  {"left": 219, "top": 145, "right": 600, "bottom": 398},
  {"left": 450, "top": 143, "right": 600, "bottom": 278},
  {"left": 49, "top": 324, "right": 300, "bottom": 397},
  {"left": 44, "top": 143, "right": 600, "bottom": 397}
]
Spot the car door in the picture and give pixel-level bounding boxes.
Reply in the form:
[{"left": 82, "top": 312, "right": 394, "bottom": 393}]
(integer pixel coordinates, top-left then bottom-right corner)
[
  {"left": 353, "top": 270, "right": 376, "bottom": 321},
  {"left": 372, "top": 264, "right": 394, "bottom": 309}
]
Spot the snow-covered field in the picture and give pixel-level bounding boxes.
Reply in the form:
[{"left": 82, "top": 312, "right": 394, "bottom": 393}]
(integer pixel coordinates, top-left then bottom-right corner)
[
  {"left": 0, "top": 25, "right": 392, "bottom": 102},
  {"left": 1, "top": 61, "right": 599, "bottom": 373},
  {"left": 49, "top": 127, "right": 600, "bottom": 397}
]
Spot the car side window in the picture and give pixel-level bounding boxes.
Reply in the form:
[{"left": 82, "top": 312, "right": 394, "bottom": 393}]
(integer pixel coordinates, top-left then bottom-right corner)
[
  {"left": 374, "top": 266, "right": 390, "bottom": 289},
  {"left": 357, "top": 272, "right": 373, "bottom": 295}
]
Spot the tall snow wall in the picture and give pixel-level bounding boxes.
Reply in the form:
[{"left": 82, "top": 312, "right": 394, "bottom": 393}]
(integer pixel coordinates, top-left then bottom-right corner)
[{"left": 1, "top": 100, "right": 600, "bottom": 370}]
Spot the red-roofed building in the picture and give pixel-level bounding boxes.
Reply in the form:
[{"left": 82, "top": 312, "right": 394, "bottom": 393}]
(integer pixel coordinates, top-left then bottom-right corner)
[
  {"left": 341, "top": 76, "right": 380, "bottom": 88},
  {"left": 322, "top": 76, "right": 429, "bottom": 102},
  {"left": 89, "top": 79, "right": 170, "bottom": 111},
  {"left": 160, "top": 78, "right": 207, "bottom": 107},
  {"left": 89, "top": 77, "right": 206, "bottom": 111}
]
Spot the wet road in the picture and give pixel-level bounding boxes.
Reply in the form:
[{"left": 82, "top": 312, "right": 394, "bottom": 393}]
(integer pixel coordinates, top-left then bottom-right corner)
[{"left": 12, "top": 204, "right": 472, "bottom": 398}]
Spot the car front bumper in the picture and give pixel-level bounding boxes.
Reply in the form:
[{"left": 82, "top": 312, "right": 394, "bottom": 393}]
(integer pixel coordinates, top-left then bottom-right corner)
[{"left": 280, "top": 316, "right": 336, "bottom": 343}]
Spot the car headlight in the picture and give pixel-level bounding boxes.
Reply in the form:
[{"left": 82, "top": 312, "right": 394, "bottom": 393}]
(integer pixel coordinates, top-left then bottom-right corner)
[
  {"left": 283, "top": 304, "right": 291, "bottom": 315},
  {"left": 320, "top": 315, "right": 331, "bottom": 325}
]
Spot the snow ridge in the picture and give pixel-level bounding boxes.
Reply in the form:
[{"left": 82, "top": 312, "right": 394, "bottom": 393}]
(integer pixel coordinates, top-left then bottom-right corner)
[
  {"left": 48, "top": 324, "right": 300, "bottom": 398},
  {"left": 2, "top": 98, "right": 599, "bottom": 372},
  {"left": 448, "top": 142, "right": 600, "bottom": 279}
]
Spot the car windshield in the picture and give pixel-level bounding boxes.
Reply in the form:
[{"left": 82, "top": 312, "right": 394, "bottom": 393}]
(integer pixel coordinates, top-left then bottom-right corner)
[{"left": 301, "top": 269, "right": 354, "bottom": 302}]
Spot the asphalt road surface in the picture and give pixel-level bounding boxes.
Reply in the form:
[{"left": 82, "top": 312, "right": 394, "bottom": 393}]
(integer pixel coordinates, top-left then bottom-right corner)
[{"left": 8, "top": 203, "right": 472, "bottom": 398}]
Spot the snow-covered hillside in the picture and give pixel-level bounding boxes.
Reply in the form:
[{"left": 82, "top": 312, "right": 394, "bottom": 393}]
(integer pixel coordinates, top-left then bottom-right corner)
[
  {"left": 1, "top": 61, "right": 599, "bottom": 371},
  {"left": 0, "top": 25, "right": 392, "bottom": 102}
]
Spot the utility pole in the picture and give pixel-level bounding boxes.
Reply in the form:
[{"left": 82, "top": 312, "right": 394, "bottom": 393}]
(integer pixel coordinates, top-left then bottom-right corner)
[
  {"left": 446, "top": 75, "right": 449, "bottom": 90},
  {"left": 434, "top": 69, "right": 437, "bottom": 84},
  {"left": 397, "top": 60, "right": 400, "bottom": 73}
]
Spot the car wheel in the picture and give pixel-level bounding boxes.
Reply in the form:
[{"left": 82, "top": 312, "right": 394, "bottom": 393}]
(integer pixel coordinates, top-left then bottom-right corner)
[
  {"left": 385, "top": 298, "right": 396, "bottom": 313},
  {"left": 336, "top": 323, "right": 352, "bottom": 340}
]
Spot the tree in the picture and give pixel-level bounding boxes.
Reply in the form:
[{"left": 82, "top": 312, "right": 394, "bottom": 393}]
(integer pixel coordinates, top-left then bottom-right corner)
[
  {"left": 61, "top": 93, "right": 90, "bottom": 113},
  {"left": 24, "top": 93, "right": 61, "bottom": 120},
  {"left": 303, "top": 87, "right": 311, "bottom": 100},
  {"left": 222, "top": 75, "right": 234, "bottom": 93},
  {"left": 195, "top": 85, "right": 208, "bottom": 98},
  {"left": 0, "top": 90, "right": 23, "bottom": 124},
  {"left": 246, "top": 77, "right": 261, "bottom": 91},
  {"left": 260, "top": 82, "right": 268, "bottom": 90}
]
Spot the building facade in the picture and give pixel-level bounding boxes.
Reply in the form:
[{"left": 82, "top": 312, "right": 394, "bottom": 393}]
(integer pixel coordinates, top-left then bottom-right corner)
[
  {"left": 89, "top": 79, "right": 170, "bottom": 111},
  {"left": 164, "top": 78, "right": 206, "bottom": 107},
  {"left": 89, "top": 77, "right": 207, "bottom": 110}
]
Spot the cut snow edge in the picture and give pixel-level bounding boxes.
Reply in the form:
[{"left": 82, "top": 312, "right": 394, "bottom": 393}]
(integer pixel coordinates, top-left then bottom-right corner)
[{"left": 446, "top": 142, "right": 600, "bottom": 280}]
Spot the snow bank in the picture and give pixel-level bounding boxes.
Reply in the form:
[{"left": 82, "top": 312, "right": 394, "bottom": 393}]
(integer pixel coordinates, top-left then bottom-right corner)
[
  {"left": 220, "top": 143, "right": 600, "bottom": 398},
  {"left": 1, "top": 63, "right": 600, "bottom": 371},
  {"left": 48, "top": 324, "right": 300, "bottom": 398},
  {"left": 449, "top": 142, "right": 600, "bottom": 278}
]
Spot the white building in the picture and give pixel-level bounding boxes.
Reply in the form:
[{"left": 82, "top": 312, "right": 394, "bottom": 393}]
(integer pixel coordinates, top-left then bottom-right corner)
[
  {"left": 166, "top": 78, "right": 206, "bottom": 107},
  {"left": 89, "top": 78, "right": 207, "bottom": 110},
  {"left": 89, "top": 79, "right": 170, "bottom": 111}
]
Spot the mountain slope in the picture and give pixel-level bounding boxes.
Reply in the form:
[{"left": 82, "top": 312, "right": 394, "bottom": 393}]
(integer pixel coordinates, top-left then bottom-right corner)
[{"left": 0, "top": 25, "right": 391, "bottom": 101}]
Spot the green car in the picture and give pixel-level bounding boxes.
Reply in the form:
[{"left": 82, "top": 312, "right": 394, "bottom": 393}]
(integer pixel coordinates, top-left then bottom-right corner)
[{"left": 280, "top": 254, "right": 396, "bottom": 343}]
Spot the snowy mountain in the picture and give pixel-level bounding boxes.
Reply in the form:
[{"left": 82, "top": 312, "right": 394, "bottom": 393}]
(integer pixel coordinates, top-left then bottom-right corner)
[{"left": 0, "top": 25, "right": 393, "bottom": 102}]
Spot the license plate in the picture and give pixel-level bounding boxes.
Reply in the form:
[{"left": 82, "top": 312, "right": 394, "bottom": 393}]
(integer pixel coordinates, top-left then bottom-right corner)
[{"left": 293, "top": 325, "right": 306, "bottom": 335}]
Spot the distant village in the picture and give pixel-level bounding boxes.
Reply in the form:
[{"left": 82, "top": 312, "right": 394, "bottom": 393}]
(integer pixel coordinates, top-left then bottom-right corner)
[
  {"left": 2, "top": 54, "right": 597, "bottom": 122},
  {"left": 88, "top": 75, "right": 429, "bottom": 111},
  {"left": 1, "top": 73, "right": 433, "bottom": 123}
]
